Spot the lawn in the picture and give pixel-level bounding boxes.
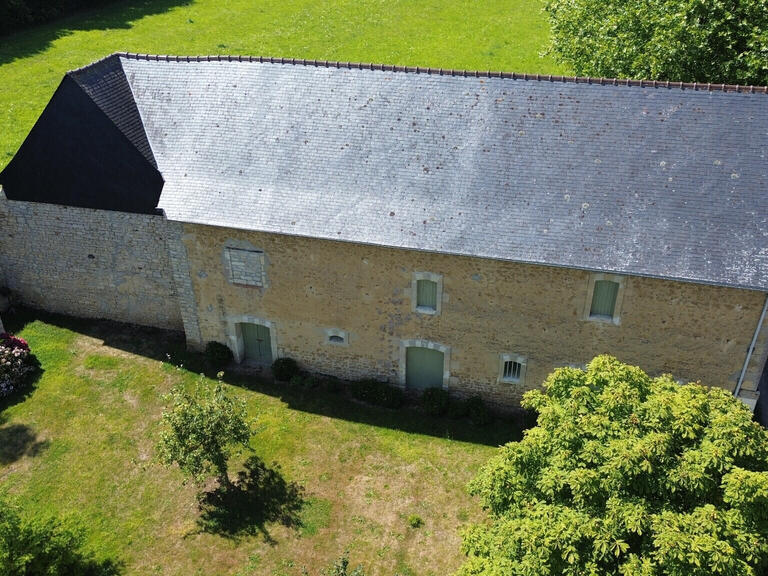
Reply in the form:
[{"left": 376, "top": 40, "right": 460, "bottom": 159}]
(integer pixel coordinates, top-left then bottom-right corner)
[
  {"left": 0, "top": 311, "right": 523, "bottom": 575},
  {"left": 0, "top": 0, "right": 566, "bottom": 172}
]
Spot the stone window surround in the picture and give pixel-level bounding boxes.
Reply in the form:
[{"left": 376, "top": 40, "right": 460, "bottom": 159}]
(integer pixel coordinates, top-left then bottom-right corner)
[
  {"left": 225, "top": 314, "right": 279, "bottom": 364},
  {"left": 498, "top": 353, "right": 527, "bottom": 384},
  {"left": 583, "top": 272, "right": 626, "bottom": 325},
  {"left": 411, "top": 271, "right": 443, "bottom": 315},
  {"left": 324, "top": 327, "right": 350, "bottom": 347},
  {"left": 398, "top": 338, "right": 451, "bottom": 388}
]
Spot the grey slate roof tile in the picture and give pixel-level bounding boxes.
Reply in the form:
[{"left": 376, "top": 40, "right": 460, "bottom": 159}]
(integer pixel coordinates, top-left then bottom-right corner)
[{"left": 24, "top": 54, "right": 768, "bottom": 290}]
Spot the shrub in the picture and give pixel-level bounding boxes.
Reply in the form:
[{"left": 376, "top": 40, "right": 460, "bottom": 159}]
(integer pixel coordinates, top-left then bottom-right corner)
[
  {"left": 0, "top": 497, "right": 119, "bottom": 575},
  {"left": 458, "top": 355, "right": 768, "bottom": 576},
  {"left": 421, "top": 387, "right": 450, "bottom": 417},
  {"left": 407, "top": 514, "right": 424, "bottom": 529},
  {"left": 351, "top": 379, "right": 405, "bottom": 409},
  {"left": 289, "top": 374, "right": 304, "bottom": 387},
  {"left": 272, "top": 357, "right": 300, "bottom": 382},
  {"left": 0, "top": 332, "right": 37, "bottom": 398},
  {"left": 204, "top": 341, "right": 233, "bottom": 370},
  {"left": 447, "top": 398, "right": 470, "bottom": 420},
  {"left": 466, "top": 395, "right": 491, "bottom": 427},
  {"left": 322, "top": 377, "right": 344, "bottom": 395}
]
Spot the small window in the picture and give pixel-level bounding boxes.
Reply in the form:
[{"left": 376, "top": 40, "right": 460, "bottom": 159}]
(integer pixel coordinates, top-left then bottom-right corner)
[
  {"left": 225, "top": 247, "right": 265, "bottom": 287},
  {"left": 412, "top": 272, "right": 443, "bottom": 315},
  {"left": 416, "top": 279, "right": 437, "bottom": 311},
  {"left": 499, "top": 354, "right": 526, "bottom": 384},
  {"left": 503, "top": 360, "right": 522, "bottom": 381},
  {"left": 584, "top": 274, "right": 624, "bottom": 324},
  {"left": 325, "top": 328, "right": 349, "bottom": 346},
  {"left": 590, "top": 280, "right": 619, "bottom": 319}
]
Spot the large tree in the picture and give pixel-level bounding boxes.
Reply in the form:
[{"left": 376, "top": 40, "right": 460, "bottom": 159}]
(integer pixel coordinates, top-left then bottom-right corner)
[
  {"left": 459, "top": 355, "right": 768, "bottom": 576},
  {"left": 544, "top": 0, "right": 768, "bottom": 85}
]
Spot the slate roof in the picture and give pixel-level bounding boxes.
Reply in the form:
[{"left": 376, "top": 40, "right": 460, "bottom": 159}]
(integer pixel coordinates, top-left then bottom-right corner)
[{"left": 4, "top": 53, "right": 768, "bottom": 290}]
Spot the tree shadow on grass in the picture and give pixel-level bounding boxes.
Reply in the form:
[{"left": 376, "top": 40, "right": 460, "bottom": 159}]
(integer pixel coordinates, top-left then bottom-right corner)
[
  {"left": 0, "top": 418, "right": 49, "bottom": 465},
  {"left": 197, "top": 456, "right": 305, "bottom": 544},
  {"left": 7, "top": 307, "right": 525, "bottom": 446},
  {"left": 0, "top": 0, "right": 193, "bottom": 66}
]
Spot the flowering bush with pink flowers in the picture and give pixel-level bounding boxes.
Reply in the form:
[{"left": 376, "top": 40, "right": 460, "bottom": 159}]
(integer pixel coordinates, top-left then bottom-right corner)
[{"left": 0, "top": 332, "right": 36, "bottom": 397}]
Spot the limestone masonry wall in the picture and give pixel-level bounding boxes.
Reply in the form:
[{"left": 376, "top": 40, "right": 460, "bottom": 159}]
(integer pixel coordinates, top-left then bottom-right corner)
[
  {"left": 182, "top": 223, "right": 767, "bottom": 407},
  {"left": 0, "top": 197, "right": 182, "bottom": 330}
]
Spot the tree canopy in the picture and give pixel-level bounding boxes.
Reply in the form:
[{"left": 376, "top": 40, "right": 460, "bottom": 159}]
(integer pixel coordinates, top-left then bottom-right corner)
[
  {"left": 544, "top": 0, "right": 768, "bottom": 85},
  {"left": 459, "top": 355, "right": 768, "bottom": 576},
  {"left": 157, "top": 376, "right": 253, "bottom": 487}
]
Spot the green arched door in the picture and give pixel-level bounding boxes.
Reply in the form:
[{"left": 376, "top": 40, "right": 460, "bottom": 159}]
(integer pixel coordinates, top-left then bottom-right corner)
[
  {"left": 241, "top": 323, "right": 272, "bottom": 365},
  {"left": 405, "top": 347, "right": 444, "bottom": 391}
]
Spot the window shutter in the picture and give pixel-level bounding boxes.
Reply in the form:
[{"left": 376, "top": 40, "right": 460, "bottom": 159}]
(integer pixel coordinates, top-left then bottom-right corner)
[
  {"left": 417, "top": 279, "right": 437, "bottom": 310},
  {"left": 590, "top": 280, "right": 619, "bottom": 318}
]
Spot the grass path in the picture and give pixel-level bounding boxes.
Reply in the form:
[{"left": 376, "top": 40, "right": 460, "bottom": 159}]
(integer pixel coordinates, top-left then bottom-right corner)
[
  {"left": 0, "top": 314, "right": 521, "bottom": 575},
  {"left": 0, "top": 0, "right": 565, "bottom": 171}
]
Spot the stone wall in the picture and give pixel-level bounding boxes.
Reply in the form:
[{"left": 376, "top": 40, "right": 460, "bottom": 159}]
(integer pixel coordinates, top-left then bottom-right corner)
[
  {"left": 181, "top": 223, "right": 768, "bottom": 407},
  {"left": 0, "top": 196, "right": 182, "bottom": 330}
]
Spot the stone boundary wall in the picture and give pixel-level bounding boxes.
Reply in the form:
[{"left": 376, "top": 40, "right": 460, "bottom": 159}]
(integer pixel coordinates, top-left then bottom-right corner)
[{"left": 0, "top": 195, "right": 182, "bottom": 330}]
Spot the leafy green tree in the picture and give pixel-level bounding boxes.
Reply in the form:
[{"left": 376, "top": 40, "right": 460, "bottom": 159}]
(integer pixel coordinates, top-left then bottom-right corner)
[
  {"left": 544, "top": 0, "right": 768, "bottom": 85},
  {"left": 157, "top": 375, "right": 253, "bottom": 487},
  {"left": 459, "top": 355, "right": 768, "bottom": 576},
  {"left": 0, "top": 497, "right": 119, "bottom": 575}
]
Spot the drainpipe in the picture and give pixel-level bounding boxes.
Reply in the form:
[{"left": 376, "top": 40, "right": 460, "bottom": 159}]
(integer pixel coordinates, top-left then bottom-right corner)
[{"left": 734, "top": 293, "right": 768, "bottom": 398}]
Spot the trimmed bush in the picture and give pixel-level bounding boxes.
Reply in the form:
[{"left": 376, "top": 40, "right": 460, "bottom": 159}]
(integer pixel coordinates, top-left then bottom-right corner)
[
  {"left": 271, "top": 357, "right": 299, "bottom": 382},
  {"left": 466, "top": 395, "right": 491, "bottom": 427},
  {"left": 421, "top": 387, "right": 450, "bottom": 417},
  {"left": 447, "top": 398, "right": 470, "bottom": 420},
  {"left": 0, "top": 332, "right": 37, "bottom": 398},
  {"left": 351, "top": 379, "right": 405, "bottom": 409},
  {"left": 204, "top": 341, "right": 233, "bottom": 370},
  {"left": 289, "top": 374, "right": 303, "bottom": 387}
]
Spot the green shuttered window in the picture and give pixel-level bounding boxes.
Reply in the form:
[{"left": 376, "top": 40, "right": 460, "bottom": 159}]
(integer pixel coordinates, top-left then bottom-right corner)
[
  {"left": 416, "top": 279, "right": 438, "bottom": 311},
  {"left": 590, "top": 280, "right": 619, "bottom": 319}
]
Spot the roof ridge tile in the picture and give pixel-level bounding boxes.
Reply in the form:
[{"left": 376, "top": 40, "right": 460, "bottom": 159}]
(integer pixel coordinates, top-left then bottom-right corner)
[{"left": 61, "top": 52, "right": 768, "bottom": 95}]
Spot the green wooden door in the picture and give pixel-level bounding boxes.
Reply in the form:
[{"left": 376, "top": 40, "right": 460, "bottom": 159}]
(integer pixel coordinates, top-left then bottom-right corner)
[
  {"left": 241, "top": 323, "right": 272, "bottom": 364},
  {"left": 405, "top": 347, "right": 444, "bottom": 391}
]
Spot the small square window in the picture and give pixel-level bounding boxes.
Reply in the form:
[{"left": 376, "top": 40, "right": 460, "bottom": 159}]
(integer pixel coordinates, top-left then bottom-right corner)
[
  {"left": 225, "top": 248, "right": 265, "bottom": 287},
  {"left": 412, "top": 272, "right": 443, "bottom": 315},
  {"left": 590, "top": 280, "right": 619, "bottom": 319},
  {"left": 584, "top": 274, "right": 624, "bottom": 324},
  {"left": 416, "top": 279, "right": 437, "bottom": 311},
  {"left": 499, "top": 354, "right": 526, "bottom": 384}
]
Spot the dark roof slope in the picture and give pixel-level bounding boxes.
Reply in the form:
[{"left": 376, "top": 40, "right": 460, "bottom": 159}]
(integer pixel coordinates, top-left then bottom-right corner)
[
  {"left": 68, "top": 54, "right": 157, "bottom": 168},
  {"left": 0, "top": 70, "right": 163, "bottom": 214},
  {"left": 3, "top": 53, "right": 767, "bottom": 290}
]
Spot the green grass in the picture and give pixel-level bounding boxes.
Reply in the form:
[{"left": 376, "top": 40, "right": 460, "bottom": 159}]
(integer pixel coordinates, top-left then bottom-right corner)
[
  {"left": 0, "top": 313, "right": 523, "bottom": 575},
  {"left": 0, "top": 0, "right": 566, "bottom": 171}
]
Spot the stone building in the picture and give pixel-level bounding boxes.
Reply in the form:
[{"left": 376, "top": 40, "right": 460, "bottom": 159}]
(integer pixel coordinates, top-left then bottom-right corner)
[{"left": 0, "top": 53, "right": 766, "bottom": 413}]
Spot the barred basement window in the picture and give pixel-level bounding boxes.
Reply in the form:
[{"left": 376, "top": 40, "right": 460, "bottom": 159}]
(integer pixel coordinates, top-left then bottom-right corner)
[
  {"left": 499, "top": 354, "right": 526, "bottom": 384},
  {"left": 503, "top": 360, "right": 522, "bottom": 381},
  {"left": 225, "top": 247, "right": 265, "bottom": 287}
]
